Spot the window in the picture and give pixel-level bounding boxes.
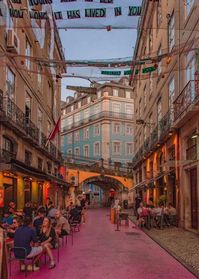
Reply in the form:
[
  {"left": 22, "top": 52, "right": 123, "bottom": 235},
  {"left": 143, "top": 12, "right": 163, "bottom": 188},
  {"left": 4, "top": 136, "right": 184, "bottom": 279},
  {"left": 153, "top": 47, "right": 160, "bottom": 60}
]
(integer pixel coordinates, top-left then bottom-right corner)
[
  {"left": 47, "top": 121, "right": 51, "bottom": 137},
  {"left": 78, "top": 101, "right": 81, "bottom": 109},
  {"left": 47, "top": 161, "right": 52, "bottom": 174},
  {"left": 3, "top": 137, "right": 13, "bottom": 153},
  {"left": 149, "top": 73, "right": 153, "bottom": 98},
  {"left": 113, "top": 142, "right": 121, "bottom": 155},
  {"left": 94, "top": 124, "right": 100, "bottom": 136},
  {"left": 157, "top": 99, "right": 162, "bottom": 137},
  {"left": 38, "top": 158, "right": 43, "bottom": 170},
  {"left": 25, "top": 150, "right": 32, "bottom": 166},
  {"left": 112, "top": 102, "right": 121, "bottom": 113},
  {"left": 157, "top": 0, "right": 162, "bottom": 27},
  {"left": 67, "top": 133, "right": 72, "bottom": 144},
  {"left": 126, "top": 104, "right": 134, "bottom": 115},
  {"left": 186, "top": 52, "right": 195, "bottom": 100},
  {"left": 84, "top": 145, "right": 89, "bottom": 157},
  {"left": 126, "top": 124, "right": 133, "bottom": 135},
  {"left": 168, "top": 12, "right": 175, "bottom": 52},
  {"left": 74, "top": 131, "right": 80, "bottom": 141},
  {"left": 113, "top": 123, "right": 120, "bottom": 134},
  {"left": 84, "top": 109, "right": 89, "bottom": 119},
  {"left": 74, "top": 113, "right": 80, "bottom": 123},
  {"left": 157, "top": 46, "right": 162, "bottom": 75},
  {"left": 157, "top": 99, "right": 162, "bottom": 122},
  {"left": 6, "top": 67, "right": 15, "bottom": 100},
  {"left": 126, "top": 143, "right": 133, "bottom": 155},
  {"left": 94, "top": 104, "right": 100, "bottom": 114},
  {"left": 169, "top": 77, "right": 175, "bottom": 122},
  {"left": 25, "top": 38, "right": 31, "bottom": 70},
  {"left": 149, "top": 28, "right": 153, "bottom": 51},
  {"left": 84, "top": 127, "right": 89, "bottom": 139},
  {"left": 144, "top": 125, "right": 147, "bottom": 141},
  {"left": 185, "top": 0, "right": 194, "bottom": 18},
  {"left": 25, "top": 92, "right": 31, "bottom": 124},
  {"left": 94, "top": 142, "right": 100, "bottom": 156},
  {"left": 37, "top": 108, "right": 43, "bottom": 143},
  {"left": 71, "top": 105, "right": 74, "bottom": 111},
  {"left": 67, "top": 116, "right": 73, "bottom": 128},
  {"left": 97, "top": 91, "right": 101, "bottom": 98},
  {"left": 126, "top": 90, "right": 131, "bottom": 99},
  {"left": 67, "top": 149, "right": 72, "bottom": 155},
  {"left": 149, "top": 113, "right": 153, "bottom": 134},
  {"left": 38, "top": 64, "right": 42, "bottom": 86},
  {"left": 87, "top": 96, "right": 91, "bottom": 103},
  {"left": 113, "top": 89, "right": 119, "bottom": 97},
  {"left": 75, "top": 147, "right": 80, "bottom": 156},
  {"left": 143, "top": 85, "right": 147, "bottom": 108}
]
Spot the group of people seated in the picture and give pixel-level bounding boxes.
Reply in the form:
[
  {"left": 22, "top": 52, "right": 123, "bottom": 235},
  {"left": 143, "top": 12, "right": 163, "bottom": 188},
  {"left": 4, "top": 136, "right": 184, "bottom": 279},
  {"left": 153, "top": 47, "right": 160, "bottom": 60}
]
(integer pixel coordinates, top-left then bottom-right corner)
[
  {"left": 136, "top": 202, "right": 177, "bottom": 229},
  {"left": 0, "top": 197, "right": 87, "bottom": 272}
]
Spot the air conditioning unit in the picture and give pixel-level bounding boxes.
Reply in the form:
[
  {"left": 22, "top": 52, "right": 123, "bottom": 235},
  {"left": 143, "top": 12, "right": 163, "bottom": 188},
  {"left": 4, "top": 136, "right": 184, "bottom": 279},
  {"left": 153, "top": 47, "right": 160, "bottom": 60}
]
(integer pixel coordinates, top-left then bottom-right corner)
[{"left": 7, "top": 30, "right": 20, "bottom": 54}]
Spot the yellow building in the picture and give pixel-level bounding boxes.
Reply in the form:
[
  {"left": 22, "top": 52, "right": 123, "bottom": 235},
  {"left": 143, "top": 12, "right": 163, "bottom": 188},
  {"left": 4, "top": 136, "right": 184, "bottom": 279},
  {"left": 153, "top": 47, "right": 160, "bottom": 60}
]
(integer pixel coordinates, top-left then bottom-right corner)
[
  {"left": 131, "top": 0, "right": 199, "bottom": 231},
  {"left": 0, "top": 1, "right": 68, "bottom": 211}
]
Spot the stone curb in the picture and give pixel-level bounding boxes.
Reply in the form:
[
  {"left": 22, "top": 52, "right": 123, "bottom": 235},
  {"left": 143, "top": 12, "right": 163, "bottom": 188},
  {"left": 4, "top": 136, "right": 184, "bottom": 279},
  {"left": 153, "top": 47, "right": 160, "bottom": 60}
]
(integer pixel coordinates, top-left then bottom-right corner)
[{"left": 128, "top": 216, "right": 199, "bottom": 279}]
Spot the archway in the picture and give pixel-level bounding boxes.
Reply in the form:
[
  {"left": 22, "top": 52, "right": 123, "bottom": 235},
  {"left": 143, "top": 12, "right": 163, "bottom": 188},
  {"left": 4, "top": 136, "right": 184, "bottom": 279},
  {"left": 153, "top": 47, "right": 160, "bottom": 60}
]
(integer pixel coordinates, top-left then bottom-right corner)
[{"left": 80, "top": 175, "right": 128, "bottom": 208}]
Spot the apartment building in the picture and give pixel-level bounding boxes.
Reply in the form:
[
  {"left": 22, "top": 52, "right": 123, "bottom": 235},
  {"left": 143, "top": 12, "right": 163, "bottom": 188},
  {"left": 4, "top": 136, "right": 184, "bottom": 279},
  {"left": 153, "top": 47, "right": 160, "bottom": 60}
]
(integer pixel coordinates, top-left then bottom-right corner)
[
  {"left": 131, "top": 0, "right": 199, "bottom": 231},
  {"left": 61, "top": 79, "right": 134, "bottom": 165},
  {"left": 0, "top": 0, "right": 67, "bottom": 210}
]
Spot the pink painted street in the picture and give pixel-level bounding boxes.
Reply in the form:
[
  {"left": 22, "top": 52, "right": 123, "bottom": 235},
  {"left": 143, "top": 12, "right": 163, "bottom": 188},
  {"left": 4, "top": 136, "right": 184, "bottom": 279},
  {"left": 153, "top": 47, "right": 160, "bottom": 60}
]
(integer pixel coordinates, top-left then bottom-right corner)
[{"left": 11, "top": 209, "right": 196, "bottom": 279}]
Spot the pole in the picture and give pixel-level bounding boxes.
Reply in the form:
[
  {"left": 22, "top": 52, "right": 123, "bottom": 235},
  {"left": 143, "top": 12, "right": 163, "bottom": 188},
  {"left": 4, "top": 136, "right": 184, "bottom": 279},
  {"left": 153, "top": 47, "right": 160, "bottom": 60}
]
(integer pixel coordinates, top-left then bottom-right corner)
[{"left": 115, "top": 210, "right": 120, "bottom": 231}]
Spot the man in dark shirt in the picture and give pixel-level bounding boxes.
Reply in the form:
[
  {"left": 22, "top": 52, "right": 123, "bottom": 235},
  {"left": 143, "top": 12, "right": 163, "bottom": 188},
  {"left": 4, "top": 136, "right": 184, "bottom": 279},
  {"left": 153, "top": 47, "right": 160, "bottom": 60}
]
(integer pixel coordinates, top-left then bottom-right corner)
[
  {"left": 14, "top": 216, "right": 43, "bottom": 260},
  {"left": 33, "top": 208, "right": 46, "bottom": 237}
]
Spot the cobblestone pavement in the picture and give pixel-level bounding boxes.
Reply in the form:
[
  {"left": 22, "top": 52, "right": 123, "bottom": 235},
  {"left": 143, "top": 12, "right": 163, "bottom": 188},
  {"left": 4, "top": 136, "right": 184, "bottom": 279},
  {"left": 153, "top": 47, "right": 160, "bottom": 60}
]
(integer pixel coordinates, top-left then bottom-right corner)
[{"left": 128, "top": 214, "right": 199, "bottom": 277}]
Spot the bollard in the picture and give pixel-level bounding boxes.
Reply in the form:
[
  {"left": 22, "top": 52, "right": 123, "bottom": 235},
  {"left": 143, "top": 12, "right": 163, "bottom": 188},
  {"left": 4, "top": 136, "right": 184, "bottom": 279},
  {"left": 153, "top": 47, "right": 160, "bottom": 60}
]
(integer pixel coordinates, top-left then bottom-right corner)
[{"left": 115, "top": 211, "right": 120, "bottom": 231}]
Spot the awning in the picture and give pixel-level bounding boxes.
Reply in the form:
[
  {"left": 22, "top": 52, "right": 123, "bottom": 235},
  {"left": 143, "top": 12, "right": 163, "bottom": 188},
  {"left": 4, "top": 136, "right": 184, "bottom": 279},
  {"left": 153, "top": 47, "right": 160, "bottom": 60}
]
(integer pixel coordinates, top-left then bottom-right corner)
[{"left": 2, "top": 160, "right": 70, "bottom": 188}]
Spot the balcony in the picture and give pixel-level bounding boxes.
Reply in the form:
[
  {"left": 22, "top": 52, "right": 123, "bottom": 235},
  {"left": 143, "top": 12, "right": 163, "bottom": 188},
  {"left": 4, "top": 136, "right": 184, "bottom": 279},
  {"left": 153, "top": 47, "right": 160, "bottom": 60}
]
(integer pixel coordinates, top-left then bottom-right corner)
[
  {"left": 173, "top": 80, "right": 199, "bottom": 128},
  {"left": 62, "top": 111, "right": 133, "bottom": 132},
  {"left": 159, "top": 111, "right": 172, "bottom": 141},
  {"left": 132, "top": 110, "right": 173, "bottom": 168},
  {"left": 0, "top": 92, "right": 62, "bottom": 163},
  {"left": 0, "top": 149, "right": 16, "bottom": 163},
  {"left": 186, "top": 145, "right": 197, "bottom": 161}
]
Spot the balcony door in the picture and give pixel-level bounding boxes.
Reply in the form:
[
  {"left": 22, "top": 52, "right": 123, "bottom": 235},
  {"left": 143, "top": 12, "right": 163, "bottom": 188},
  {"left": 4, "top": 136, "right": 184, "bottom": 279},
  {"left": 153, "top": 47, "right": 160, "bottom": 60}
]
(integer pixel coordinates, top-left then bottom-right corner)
[
  {"left": 190, "top": 168, "right": 198, "bottom": 229},
  {"left": 186, "top": 55, "right": 195, "bottom": 101}
]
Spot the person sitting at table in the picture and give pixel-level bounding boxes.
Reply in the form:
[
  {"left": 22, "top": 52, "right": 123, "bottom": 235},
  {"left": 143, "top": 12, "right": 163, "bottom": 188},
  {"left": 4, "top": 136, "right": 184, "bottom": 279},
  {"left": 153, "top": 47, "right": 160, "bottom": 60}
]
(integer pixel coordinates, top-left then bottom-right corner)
[
  {"left": 38, "top": 217, "right": 56, "bottom": 269},
  {"left": 2, "top": 211, "right": 14, "bottom": 228},
  {"left": 7, "top": 216, "right": 22, "bottom": 238},
  {"left": 68, "top": 204, "right": 82, "bottom": 224},
  {"left": 137, "top": 202, "right": 148, "bottom": 227},
  {"left": 14, "top": 216, "right": 43, "bottom": 271},
  {"left": 33, "top": 207, "right": 46, "bottom": 237},
  {"left": 23, "top": 202, "right": 33, "bottom": 219},
  {"left": 47, "top": 202, "right": 57, "bottom": 224},
  {"left": 55, "top": 210, "right": 70, "bottom": 237},
  {"left": 168, "top": 203, "right": 176, "bottom": 216}
]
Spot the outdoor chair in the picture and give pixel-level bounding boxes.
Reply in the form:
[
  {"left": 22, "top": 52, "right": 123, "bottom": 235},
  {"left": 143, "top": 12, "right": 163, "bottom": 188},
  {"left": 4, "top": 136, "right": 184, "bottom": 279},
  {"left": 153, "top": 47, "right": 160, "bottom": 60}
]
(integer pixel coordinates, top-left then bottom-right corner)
[{"left": 9, "top": 247, "right": 36, "bottom": 277}]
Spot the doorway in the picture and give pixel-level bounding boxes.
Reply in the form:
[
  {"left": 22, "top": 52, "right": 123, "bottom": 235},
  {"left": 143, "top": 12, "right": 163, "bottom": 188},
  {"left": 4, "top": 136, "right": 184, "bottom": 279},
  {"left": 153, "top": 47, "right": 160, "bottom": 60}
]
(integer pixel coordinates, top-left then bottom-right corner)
[{"left": 190, "top": 168, "right": 198, "bottom": 229}]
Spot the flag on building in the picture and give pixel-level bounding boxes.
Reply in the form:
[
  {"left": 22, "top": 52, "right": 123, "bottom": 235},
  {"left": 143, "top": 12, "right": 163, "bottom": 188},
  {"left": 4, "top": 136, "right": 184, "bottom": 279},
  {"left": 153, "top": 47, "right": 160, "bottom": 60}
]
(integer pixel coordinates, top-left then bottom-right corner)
[{"left": 45, "top": 117, "right": 61, "bottom": 146}]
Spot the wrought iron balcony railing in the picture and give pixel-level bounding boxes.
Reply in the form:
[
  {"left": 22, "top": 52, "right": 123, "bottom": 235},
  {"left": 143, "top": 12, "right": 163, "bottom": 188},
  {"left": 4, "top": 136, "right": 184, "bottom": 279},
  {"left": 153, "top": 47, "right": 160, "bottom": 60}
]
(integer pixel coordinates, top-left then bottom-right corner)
[
  {"left": 186, "top": 145, "right": 197, "bottom": 161},
  {"left": 62, "top": 111, "right": 133, "bottom": 132},
  {"left": 0, "top": 92, "right": 62, "bottom": 162},
  {"left": 132, "top": 110, "right": 173, "bottom": 168},
  {"left": 174, "top": 80, "right": 199, "bottom": 121},
  {"left": 1, "top": 149, "right": 16, "bottom": 163}
]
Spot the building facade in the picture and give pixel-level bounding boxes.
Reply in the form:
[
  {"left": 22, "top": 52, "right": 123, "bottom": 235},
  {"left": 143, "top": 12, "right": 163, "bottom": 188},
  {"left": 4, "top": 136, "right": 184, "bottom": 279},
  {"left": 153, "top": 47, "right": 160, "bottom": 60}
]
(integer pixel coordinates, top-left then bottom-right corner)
[
  {"left": 131, "top": 0, "right": 199, "bottom": 232},
  {"left": 0, "top": 0, "right": 67, "bottom": 211},
  {"left": 61, "top": 80, "right": 135, "bottom": 165},
  {"left": 61, "top": 79, "right": 134, "bottom": 200}
]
